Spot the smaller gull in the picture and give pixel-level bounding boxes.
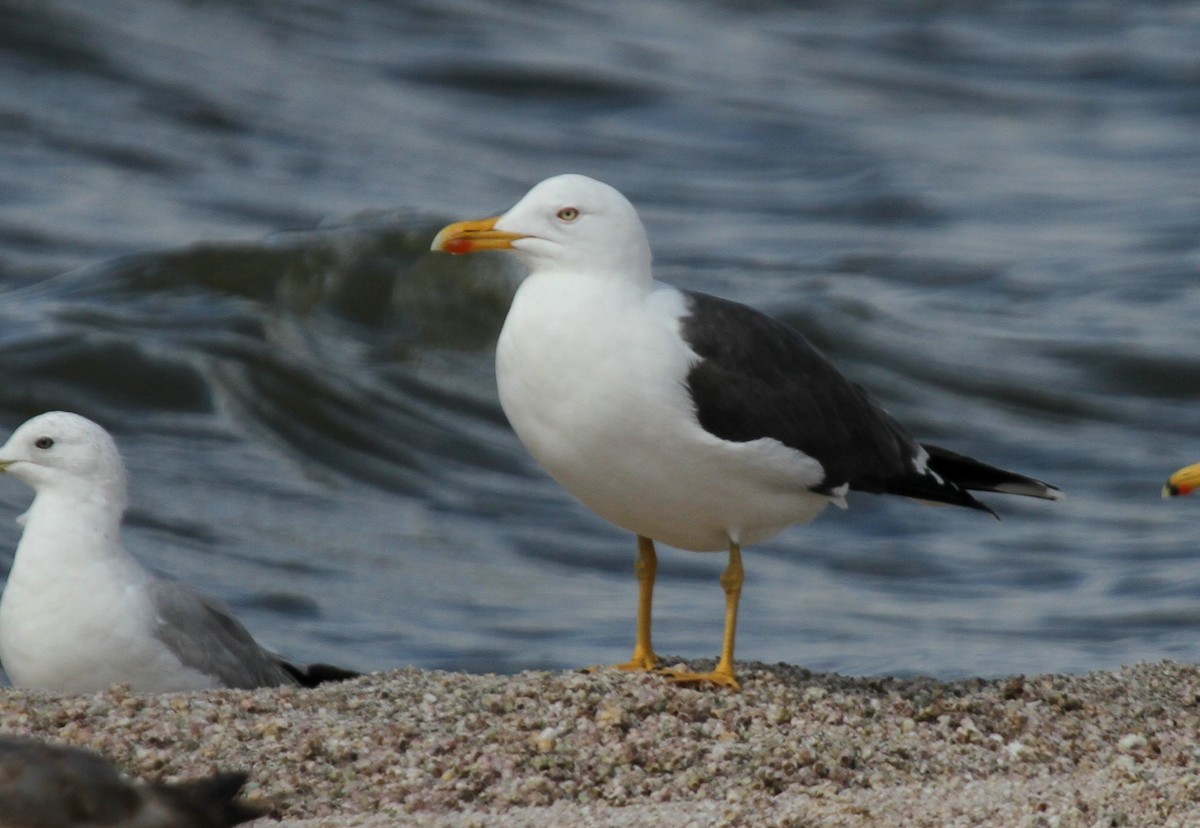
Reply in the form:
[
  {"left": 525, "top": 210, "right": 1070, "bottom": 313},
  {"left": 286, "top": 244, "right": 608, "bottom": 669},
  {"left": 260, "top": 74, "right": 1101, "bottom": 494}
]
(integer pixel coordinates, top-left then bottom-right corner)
[
  {"left": 0, "top": 734, "right": 264, "bottom": 828},
  {"left": 0, "top": 411, "right": 357, "bottom": 693},
  {"left": 1163, "top": 462, "right": 1200, "bottom": 497}
]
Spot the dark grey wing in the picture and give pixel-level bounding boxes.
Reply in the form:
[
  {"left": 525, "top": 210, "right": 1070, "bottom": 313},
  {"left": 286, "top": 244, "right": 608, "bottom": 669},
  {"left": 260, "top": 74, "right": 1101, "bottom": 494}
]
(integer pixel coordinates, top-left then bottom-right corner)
[
  {"left": 682, "top": 291, "right": 925, "bottom": 493},
  {"left": 150, "top": 579, "right": 299, "bottom": 689},
  {"left": 679, "top": 290, "right": 1043, "bottom": 512}
]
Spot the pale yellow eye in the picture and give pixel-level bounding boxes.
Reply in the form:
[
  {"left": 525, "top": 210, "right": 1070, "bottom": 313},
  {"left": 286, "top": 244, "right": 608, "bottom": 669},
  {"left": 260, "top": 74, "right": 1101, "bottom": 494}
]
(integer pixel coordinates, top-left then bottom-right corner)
[{"left": 556, "top": 207, "right": 580, "bottom": 222}]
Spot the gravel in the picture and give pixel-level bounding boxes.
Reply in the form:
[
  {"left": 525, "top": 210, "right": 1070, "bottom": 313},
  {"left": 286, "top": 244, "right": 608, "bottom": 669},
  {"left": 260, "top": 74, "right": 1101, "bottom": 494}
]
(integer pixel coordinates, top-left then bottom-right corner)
[{"left": 3, "top": 659, "right": 1199, "bottom": 827}]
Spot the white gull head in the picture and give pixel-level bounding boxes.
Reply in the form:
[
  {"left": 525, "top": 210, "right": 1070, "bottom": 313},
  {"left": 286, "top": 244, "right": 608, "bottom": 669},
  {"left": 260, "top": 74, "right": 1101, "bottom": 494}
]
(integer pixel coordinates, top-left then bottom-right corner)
[
  {"left": 0, "top": 411, "right": 315, "bottom": 692},
  {"left": 435, "top": 174, "right": 654, "bottom": 285},
  {"left": 0, "top": 411, "right": 129, "bottom": 515}
]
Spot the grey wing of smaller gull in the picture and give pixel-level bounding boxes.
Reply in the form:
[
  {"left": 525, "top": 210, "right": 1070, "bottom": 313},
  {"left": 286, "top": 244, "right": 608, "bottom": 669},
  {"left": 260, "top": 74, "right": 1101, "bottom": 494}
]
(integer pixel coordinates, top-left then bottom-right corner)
[
  {"left": 0, "top": 735, "right": 264, "bottom": 828},
  {"left": 150, "top": 579, "right": 299, "bottom": 689}
]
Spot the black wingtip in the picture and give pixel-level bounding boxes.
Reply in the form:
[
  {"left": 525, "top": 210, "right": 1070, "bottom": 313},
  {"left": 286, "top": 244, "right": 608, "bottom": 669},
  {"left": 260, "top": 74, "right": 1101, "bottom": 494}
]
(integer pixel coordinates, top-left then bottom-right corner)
[
  {"left": 281, "top": 661, "right": 362, "bottom": 688},
  {"left": 922, "top": 444, "right": 1062, "bottom": 503},
  {"left": 875, "top": 444, "right": 1058, "bottom": 518},
  {"left": 915, "top": 484, "right": 1000, "bottom": 518}
]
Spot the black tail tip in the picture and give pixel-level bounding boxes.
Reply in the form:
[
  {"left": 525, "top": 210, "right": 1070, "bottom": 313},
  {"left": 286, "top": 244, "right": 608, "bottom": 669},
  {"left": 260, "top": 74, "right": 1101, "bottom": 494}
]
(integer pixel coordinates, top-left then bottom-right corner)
[{"left": 282, "top": 661, "right": 362, "bottom": 688}]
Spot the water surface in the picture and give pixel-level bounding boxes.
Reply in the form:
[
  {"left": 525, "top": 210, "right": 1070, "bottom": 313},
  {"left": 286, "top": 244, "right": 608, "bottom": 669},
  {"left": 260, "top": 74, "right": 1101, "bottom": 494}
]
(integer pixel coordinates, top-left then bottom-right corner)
[{"left": 1, "top": 0, "right": 1198, "bottom": 681}]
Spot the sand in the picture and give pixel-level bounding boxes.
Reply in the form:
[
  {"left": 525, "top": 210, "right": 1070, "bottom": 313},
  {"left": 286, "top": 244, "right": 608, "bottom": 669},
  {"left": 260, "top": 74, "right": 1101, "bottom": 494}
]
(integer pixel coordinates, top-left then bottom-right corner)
[{"left": 2, "top": 659, "right": 1198, "bottom": 827}]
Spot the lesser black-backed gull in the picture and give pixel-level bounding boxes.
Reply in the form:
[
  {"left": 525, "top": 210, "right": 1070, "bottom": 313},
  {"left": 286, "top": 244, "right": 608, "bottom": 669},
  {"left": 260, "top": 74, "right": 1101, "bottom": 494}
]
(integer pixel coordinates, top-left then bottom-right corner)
[{"left": 432, "top": 174, "right": 1061, "bottom": 690}]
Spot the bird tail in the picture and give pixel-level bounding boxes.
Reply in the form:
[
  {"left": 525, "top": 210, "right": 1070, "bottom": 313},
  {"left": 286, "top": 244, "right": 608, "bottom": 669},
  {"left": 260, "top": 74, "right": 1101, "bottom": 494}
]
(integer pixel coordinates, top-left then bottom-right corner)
[
  {"left": 923, "top": 444, "right": 1063, "bottom": 502},
  {"left": 876, "top": 443, "right": 1062, "bottom": 519}
]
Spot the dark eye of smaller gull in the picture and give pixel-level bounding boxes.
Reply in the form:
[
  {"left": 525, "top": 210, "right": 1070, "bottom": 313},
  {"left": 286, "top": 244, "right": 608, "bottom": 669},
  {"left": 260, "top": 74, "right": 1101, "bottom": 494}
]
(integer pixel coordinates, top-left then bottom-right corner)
[
  {"left": 34, "top": 437, "right": 53, "bottom": 450},
  {"left": 557, "top": 207, "right": 580, "bottom": 222}
]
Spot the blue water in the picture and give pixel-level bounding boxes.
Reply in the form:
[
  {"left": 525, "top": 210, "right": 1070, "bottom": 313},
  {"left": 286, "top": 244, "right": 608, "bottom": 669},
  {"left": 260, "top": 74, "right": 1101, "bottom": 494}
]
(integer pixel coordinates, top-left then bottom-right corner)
[{"left": 0, "top": 0, "right": 1198, "bottom": 682}]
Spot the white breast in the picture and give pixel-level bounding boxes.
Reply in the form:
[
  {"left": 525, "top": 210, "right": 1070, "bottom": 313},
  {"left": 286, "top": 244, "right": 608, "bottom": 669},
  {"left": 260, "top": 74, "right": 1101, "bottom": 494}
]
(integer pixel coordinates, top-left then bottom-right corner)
[
  {"left": 496, "top": 275, "right": 831, "bottom": 552},
  {"left": 0, "top": 514, "right": 215, "bottom": 692}
]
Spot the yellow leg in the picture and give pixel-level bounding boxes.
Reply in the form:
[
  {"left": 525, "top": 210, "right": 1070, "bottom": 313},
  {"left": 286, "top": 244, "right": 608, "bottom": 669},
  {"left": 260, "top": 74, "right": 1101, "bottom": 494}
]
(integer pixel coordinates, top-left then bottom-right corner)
[
  {"left": 615, "top": 535, "right": 660, "bottom": 672},
  {"left": 662, "top": 543, "right": 743, "bottom": 691}
]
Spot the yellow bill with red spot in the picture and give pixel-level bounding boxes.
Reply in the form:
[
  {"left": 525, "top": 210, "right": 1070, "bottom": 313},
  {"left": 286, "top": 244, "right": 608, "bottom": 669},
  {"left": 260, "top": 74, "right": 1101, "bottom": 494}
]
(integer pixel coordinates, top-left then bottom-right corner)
[{"left": 431, "top": 215, "right": 526, "bottom": 255}]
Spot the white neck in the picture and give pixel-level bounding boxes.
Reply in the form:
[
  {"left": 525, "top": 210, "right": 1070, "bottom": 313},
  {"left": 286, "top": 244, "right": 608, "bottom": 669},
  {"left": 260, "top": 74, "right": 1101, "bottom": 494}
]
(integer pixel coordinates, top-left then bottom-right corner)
[
  {"left": 515, "top": 236, "right": 654, "bottom": 289},
  {"left": 0, "top": 483, "right": 153, "bottom": 690},
  {"left": 19, "top": 482, "right": 126, "bottom": 556}
]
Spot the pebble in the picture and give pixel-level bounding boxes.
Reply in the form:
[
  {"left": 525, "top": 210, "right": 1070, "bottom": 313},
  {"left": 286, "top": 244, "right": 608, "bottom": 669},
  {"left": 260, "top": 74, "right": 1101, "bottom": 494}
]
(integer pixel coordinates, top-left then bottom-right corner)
[{"left": 1, "top": 660, "right": 1199, "bottom": 826}]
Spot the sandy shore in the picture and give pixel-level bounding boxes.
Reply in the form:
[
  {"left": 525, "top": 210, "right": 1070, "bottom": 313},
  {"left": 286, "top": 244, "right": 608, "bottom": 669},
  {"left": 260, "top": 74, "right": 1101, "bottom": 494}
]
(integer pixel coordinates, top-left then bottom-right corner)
[{"left": 2, "top": 659, "right": 1198, "bottom": 826}]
